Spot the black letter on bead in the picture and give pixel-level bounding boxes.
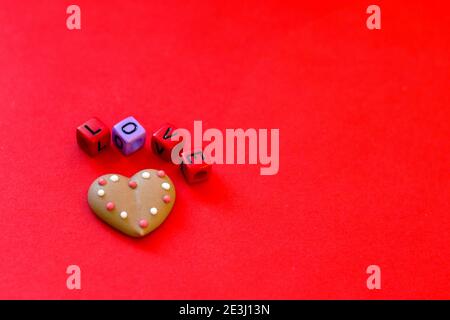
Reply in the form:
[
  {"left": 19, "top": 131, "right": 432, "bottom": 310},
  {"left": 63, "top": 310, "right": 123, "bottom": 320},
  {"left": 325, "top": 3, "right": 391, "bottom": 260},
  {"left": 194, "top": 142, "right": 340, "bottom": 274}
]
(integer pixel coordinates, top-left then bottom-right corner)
[
  {"left": 163, "top": 127, "right": 177, "bottom": 139},
  {"left": 153, "top": 141, "right": 164, "bottom": 154},
  {"left": 188, "top": 151, "right": 204, "bottom": 163},
  {"left": 121, "top": 122, "right": 137, "bottom": 135},
  {"left": 97, "top": 141, "right": 107, "bottom": 152},
  {"left": 84, "top": 125, "right": 101, "bottom": 135},
  {"left": 114, "top": 136, "right": 124, "bottom": 149}
]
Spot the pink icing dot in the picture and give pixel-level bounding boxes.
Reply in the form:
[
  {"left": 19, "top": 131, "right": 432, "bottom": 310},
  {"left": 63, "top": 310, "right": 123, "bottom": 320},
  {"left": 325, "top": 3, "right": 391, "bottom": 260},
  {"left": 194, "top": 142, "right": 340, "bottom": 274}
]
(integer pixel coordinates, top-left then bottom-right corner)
[
  {"left": 106, "top": 202, "right": 115, "bottom": 211},
  {"left": 162, "top": 195, "right": 171, "bottom": 203},
  {"left": 139, "top": 219, "right": 148, "bottom": 228},
  {"left": 128, "top": 181, "right": 137, "bottom": 189},
  {"left": 157, "top": 170, "right": 166, "bottom": 178},
  {"left": 98, "top": 178, "right": 107, "bottom": 186}
]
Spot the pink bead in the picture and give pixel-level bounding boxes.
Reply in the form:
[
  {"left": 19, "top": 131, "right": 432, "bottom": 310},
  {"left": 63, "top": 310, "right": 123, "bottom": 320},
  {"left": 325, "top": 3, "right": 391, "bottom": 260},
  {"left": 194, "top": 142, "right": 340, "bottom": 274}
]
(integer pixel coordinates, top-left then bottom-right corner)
[
  {"left": 128, "top": 181, "right": 137, "bottom": 189},
  {"left": 98, "top": 178, "right": 107, "bottom": 186},
  {"left": 162, "top": 195, "right": 171, "bottom": 203},
  {"left": 139, "top": 219, "right": 148, "bottom": 228},
  {"left": 106, "top": 202, "right": 115, "bottom": 211},
  {"left": 157, "top": 170, "right": 166, "bottom": 178}
]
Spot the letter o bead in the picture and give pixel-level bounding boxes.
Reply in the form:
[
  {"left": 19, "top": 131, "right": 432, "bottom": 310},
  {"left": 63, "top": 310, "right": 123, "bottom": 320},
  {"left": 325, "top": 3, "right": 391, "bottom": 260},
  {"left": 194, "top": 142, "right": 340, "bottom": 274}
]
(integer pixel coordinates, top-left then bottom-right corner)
[{"left": 112, "top": 116, "right": 146, "bottom": 155}]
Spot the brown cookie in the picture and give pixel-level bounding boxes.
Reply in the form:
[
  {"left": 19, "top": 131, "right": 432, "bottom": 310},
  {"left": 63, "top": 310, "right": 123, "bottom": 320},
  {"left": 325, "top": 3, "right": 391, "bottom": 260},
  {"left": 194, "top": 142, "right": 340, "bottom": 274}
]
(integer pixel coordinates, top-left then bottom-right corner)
[{"left": 87, "top": 169, "right": 175, "bottom": 237}]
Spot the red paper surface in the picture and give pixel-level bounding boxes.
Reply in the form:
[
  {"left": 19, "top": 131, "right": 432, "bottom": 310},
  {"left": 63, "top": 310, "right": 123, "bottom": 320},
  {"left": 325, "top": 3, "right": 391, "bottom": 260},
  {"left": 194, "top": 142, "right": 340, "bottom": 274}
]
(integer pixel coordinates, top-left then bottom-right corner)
[{"left": 0, "top": 1, "right": 449, "bottom": 299}]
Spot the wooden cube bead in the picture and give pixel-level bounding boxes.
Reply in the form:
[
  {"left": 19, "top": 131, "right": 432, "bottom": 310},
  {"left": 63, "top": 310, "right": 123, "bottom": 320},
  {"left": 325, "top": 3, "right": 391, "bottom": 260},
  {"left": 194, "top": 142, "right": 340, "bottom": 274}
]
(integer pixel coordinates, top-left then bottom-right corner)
[{"left": 76, "top": 117, "right": 110, "bottom": 156}]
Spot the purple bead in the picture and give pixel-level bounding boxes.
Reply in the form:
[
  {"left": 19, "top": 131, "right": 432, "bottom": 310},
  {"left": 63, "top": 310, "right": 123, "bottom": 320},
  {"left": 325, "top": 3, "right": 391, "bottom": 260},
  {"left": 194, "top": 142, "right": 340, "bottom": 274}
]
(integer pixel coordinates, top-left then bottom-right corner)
[{"left": 112, "top": 116, "right": 146, "bottom": 155}]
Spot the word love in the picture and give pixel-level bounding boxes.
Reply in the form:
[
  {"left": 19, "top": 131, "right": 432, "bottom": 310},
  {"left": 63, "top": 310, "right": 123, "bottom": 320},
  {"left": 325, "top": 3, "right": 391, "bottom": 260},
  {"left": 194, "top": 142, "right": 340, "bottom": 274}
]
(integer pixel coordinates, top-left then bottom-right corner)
[{"left": 76, "top": 117, "right": 279, "bottom": 178}]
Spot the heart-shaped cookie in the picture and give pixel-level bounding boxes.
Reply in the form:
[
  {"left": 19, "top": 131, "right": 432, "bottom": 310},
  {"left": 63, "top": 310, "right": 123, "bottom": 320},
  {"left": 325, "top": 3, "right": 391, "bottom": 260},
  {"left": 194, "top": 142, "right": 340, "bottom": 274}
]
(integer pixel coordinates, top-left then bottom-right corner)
[{"left": 87, "top": 169, "right": 176, "bottom": 237}]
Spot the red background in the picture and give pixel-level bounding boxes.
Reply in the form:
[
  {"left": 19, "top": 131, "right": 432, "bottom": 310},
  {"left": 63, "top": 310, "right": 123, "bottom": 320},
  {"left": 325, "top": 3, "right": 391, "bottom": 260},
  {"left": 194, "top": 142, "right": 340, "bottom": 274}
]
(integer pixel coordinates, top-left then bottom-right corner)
[{"left": 0, "top": 1, "right": 449, "bottom": 299}]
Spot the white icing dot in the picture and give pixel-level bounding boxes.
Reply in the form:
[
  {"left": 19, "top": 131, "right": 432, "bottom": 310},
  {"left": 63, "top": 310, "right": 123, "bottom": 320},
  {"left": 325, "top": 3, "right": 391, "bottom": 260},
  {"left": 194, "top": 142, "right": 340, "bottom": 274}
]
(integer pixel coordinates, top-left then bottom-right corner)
[
  {"left": 141, "top": 171, "right": 150, "bottom": 179},
  {"left": 97, "top": 189, "right": 105, "bottom": 197},
  {"left": 110, "top": 175, "right": 119, "bottom": 182},
  {"left": 120, "top": 211, "right": 128, "bottom": 219},
  {"left": 150, "top": 207, "right": 158, "bottom": 215},
  {"left": 161, "top": 182, "right": 170, "bottom": 190}
]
